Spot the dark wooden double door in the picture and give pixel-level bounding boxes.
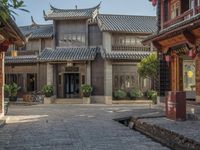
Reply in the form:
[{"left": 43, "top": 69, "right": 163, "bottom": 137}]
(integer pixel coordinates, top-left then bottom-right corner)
[{"left": 64, "top": 73, "right": 80, "bottom": 98}]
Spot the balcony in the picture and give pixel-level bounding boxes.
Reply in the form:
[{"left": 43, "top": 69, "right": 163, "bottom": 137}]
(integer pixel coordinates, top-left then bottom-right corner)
[{"left": 163, "top": 9, "right": 194, "bottom": 29}]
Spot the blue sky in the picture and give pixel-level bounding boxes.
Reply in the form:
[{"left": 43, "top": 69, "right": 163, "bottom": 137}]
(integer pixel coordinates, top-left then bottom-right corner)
[{"left": 15, "top": 0, "right": 156, "bottom": 26}]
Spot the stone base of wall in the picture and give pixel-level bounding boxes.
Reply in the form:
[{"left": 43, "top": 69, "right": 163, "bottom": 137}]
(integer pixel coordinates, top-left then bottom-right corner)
[
  {"left": 157, "top": 96, "right": 165, "bottom": 104},
  {"left": 196, "top": 96, "right": 200, "bottom": 102},
  {"left": 91, "top": 96, "right": 112, "bottom": 104},
  {"left": 44, "top": 97, "right": 55, "bottom": 104},
  {"left": 91, "top": 96, "right": 104, "bottom": 104},
  {"left": 104, "top": 96, "right": 112, "bottom": 105}
]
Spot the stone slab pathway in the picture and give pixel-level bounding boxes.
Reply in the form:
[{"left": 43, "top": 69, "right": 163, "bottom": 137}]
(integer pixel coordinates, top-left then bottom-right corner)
[{"left": 0, "top": 104, "right": 169, "bottom": 150}]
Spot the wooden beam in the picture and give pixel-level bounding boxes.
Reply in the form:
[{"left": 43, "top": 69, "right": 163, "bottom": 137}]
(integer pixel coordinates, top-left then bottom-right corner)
[
  {"left": 152, "top": 41, "right": 163, "bottom": 50},
  {"left": 182, "top": 30, "right": 196, "bottom": 47}
]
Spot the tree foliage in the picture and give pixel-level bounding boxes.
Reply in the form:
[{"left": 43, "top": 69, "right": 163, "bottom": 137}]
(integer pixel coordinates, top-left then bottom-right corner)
[
  {"left": 137, "top": 53, "right": 158, "bottom": 79},
  {"left": 0, "top": 0, "right": 28, "bottom": 21}
]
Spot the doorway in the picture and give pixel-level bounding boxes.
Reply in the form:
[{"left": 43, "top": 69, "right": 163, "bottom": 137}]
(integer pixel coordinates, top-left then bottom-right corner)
[{"left": 64, "top": 73, "right": 80, "bottom": 98}]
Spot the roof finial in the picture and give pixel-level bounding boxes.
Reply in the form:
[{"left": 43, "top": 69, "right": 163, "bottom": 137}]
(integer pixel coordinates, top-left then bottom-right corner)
[
  {"left": 31, "top": 16, "right": 38, "bottom": 28},
  {"left": 97, "top": 1, "right": 102, "bottom": 8},
  {"left": 50, "top": 3, "right": 57, "bottom": 11},
  {"left": 31, "top": 16, "right": 37, "bottom": 25},
  {"left": 75, "top": 5, "right": 77, "bottom": 9}
]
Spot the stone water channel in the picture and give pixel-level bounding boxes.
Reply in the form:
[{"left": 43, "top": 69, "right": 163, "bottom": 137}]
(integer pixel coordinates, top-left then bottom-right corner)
[{"left": 116, "top": 116, "right": 200, "bottom": 150}]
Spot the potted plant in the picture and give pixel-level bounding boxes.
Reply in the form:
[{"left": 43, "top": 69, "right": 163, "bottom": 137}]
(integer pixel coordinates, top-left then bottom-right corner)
[
  {"left": 81, "top": 84, "right": 92, "bottom": 104},
  {"left": 114, "top": 89, "right": 127, "bottom": 100},
  {"left": 146, "top": 90, "right": 157, "bottom": 104},
  {"left": 4, "top": 83, "right": 21, "bottom": 102},
  {"left": 42, "top": 85, "right": 54, "bottom": 104},
  {"left": 129, "top": 89, "right": 143, "bottom": 100}
]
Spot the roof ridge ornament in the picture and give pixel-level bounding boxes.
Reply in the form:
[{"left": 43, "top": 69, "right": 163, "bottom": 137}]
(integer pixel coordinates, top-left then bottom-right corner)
[
  {"left": 50, "top": 4, "right": 57, "bottom": 11},
  {"left": 31, "top": 16, "right": 37, "bottom": 26}
]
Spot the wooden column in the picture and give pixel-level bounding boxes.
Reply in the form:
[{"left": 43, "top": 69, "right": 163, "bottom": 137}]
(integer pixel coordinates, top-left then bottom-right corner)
[
  {"left": 195, "top": 54, "right": 200, "bottom": 102},
  {"left": 171, "top": 55, "right": 183, "bottom": 91},
  {"left": 0, "top": 52, "right": 4, "bottom": 116}
]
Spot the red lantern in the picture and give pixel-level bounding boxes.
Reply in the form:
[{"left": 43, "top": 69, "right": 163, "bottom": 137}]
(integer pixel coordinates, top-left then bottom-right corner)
[
  {"left": 151, "top": 0, "right": 157, "bottom": 7},
  {"left": 188, "top": 50, "right": 193, "bottom": 57},
  {"left": 165, "top": 55, "right": 171, "bottom": 62},
  {"left": 188, "top": 48, "right": 197, "bottom": 59}
]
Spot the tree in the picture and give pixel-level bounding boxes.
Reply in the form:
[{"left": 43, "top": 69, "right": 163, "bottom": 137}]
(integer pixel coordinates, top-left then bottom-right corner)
[
  {"left": 137, "top": 53, "right": 158, "bottom": 89},
  {"left": 0, "top": 0, "right": 28, "bottom": 21}
]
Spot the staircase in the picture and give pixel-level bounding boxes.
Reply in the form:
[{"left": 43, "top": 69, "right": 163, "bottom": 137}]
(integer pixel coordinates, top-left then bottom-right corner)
[{"left": 55, "top": 98, "right": 83, "bottom": 104}]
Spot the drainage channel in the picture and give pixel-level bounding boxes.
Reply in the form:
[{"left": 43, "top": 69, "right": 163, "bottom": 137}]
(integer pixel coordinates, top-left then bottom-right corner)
[{"left": 114, "top": 116, "right": 200, "bottom": 150}]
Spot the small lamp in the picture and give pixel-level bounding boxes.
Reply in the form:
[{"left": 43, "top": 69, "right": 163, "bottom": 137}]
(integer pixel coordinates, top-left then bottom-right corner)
[{"left": 11, "top": 50, "right": 17, "bottom": 57}]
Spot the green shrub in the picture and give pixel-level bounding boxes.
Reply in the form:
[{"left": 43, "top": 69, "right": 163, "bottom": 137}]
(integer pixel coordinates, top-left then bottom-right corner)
[
  {"left": 4, "top": 83, "right": 21, "bottom": 97},
  {"left": 81, "top": 84, "right": 92, "bottom": 97},
  {"left": 114, "top": 90, "right": 127, "bottom": 100},
  {"left": 129, "top": 89, "right": 143, "bottom": 100},
  {"left": 42, "top": 85, "right": 53, "bottom": 97},
  {"left": 146, "top": 90, "right": 157, "bottom": 104}
]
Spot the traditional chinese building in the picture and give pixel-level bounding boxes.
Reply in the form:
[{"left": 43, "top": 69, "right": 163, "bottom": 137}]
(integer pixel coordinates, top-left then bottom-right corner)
[
  {"left": 0, "top": 16, "right": 25, "bottom": 116},
  {"left": 144, "top": 0, "right": 200, "bottom": 102},
  {"left": 6, "top": 3, "right": 156, "bottom": 104}
]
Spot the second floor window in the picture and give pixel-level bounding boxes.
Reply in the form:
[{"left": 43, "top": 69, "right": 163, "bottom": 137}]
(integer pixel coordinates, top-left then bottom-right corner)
[
  {"left": 198, "top": 0, "right": 200, "bottom": 6},
  {"left": 171, "top": 1, "right": 181, "bottom": 19},
  {"left": 190, "top": 0, "right": 195, "bottom": 9},
  {"left": 113, "top": 36, "right": 144, "bottom": 46}
]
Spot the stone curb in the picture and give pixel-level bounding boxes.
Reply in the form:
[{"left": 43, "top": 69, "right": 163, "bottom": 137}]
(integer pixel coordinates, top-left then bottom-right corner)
[
  {"left": 0, "top": 120, "right": 6, "bottom": 128},
  {"left": 129, "top": 117, "right": 200, "bottom": 150}
]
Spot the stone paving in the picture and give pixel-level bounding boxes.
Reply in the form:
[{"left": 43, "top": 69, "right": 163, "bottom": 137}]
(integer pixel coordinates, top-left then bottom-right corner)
[{"left": 0, "top": 104, "right": 170, "bottom": 150}]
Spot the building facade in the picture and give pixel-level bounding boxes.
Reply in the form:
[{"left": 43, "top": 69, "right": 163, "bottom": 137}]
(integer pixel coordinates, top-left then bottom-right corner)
[
  {"left": 6, "top": 3, "right": 156, "bottom": 104},
  {"left": 144, "top": 0, "right": 200, "bottom": 102}
]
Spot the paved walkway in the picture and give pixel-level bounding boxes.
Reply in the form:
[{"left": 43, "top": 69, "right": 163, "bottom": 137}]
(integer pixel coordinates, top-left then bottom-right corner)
[{"left": 0, "top": 104, "right": 169, "bottom": 150}]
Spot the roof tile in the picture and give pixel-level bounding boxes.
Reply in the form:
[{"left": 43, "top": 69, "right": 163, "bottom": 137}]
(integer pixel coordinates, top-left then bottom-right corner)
[
  {"left": 39, "top": 47, "right": 99, "bottom": 62},
  {"left": 97, "top": 14, "right": 157, "bottom": 33}
]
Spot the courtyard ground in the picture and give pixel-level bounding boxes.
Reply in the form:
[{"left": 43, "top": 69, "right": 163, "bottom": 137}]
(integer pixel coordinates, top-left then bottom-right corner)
[{"left": 0, "top": 104, "right": 169, "bottom": 150}]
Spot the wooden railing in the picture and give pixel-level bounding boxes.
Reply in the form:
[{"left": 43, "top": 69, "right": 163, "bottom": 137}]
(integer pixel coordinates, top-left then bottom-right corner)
[
  {"left": 112, "top": 45, "right": 151, "bottom": 52},
  {"left": 163, "top": 9, "right": 194, "bottom": 29}
]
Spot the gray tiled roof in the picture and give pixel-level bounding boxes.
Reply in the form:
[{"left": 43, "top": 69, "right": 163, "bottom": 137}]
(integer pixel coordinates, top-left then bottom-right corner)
[
  {"left": 44, "top": 3, "right": 100, "bottom": 20},
  {"left": 101, "top": 50, "right": 150, "bottom": 60},
  {"left": 19, "top": 24, "right": 53, "bottom": 39},
  {"left": 39, "top": 47, "right": 99, "bottom": 62},
  {"left": 5, "top": 55, "right": 38, "bottom": 64},
  {"left": 97, "top": 14, "right": 157, "bottom": 33}
]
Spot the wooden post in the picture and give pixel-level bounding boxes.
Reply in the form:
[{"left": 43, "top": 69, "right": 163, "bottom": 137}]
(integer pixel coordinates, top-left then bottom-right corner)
[
  {"left": 195, "top": 54, "right": 200, "bottom": 102},
  {"left": 0, "top": 52, "right": 4, "bottom": 116},
  {"left": 171, "top": 55, "right": 183, "bottom": 91}
]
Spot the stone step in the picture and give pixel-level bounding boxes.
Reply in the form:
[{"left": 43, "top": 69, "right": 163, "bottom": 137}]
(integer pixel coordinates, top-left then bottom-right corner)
[
  {"left": 112, "top": 100, "right": 152, "bottom": 105},
  {"left": 55, "top": 99, "right": 83, "bottom": 104}
]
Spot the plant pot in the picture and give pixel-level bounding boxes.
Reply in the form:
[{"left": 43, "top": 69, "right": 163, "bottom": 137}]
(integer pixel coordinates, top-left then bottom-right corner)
[
  {"left": 4, "top": 101, "right": 9, "bottom": 115},
  {"left": 83, "top": 97, "right": 91, "bottom": 104},
  {"left": 44, "top": 93, "right": 53, "bottom": 97},
  {"left": 9, "top": 96, "right": 17, "bottom": 102},
  {"left": 44, "top": 97, "right": 55, "bottom": 104},
  {"left": 83, "top": 92, "right": 91, "bottom": 97}
]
